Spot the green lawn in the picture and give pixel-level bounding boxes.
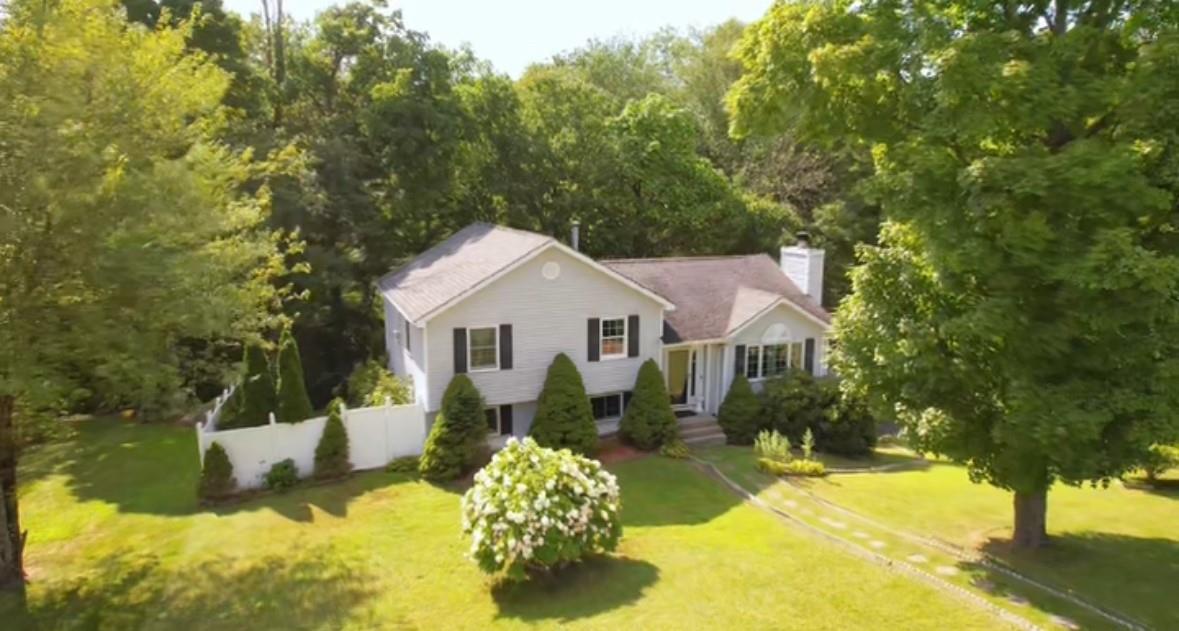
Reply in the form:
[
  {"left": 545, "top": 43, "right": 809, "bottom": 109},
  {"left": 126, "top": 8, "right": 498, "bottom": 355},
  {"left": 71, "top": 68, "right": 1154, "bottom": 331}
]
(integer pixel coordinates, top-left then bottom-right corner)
[
  {"left": 1, "top": 420, "right": 1008, "bottom": 630},
  {"left": 698, "top": 445, "right": 1179, "bottom": 630}
]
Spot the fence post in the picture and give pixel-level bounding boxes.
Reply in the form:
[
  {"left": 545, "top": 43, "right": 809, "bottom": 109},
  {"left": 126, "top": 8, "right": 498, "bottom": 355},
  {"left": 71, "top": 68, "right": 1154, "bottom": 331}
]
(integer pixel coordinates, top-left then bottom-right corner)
[
  {"left": 268, "top": 411, "right": 277, "bottom": 425},
  {"left": 384, "top": 396, "right": 392, "bottom": 408}
]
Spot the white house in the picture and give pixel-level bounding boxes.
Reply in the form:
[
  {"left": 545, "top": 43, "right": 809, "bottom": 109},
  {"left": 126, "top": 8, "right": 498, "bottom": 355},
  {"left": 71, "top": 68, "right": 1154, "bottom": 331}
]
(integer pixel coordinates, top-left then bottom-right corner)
[{"left": 377, "top": 223, "right": 830, "bottom": 440}]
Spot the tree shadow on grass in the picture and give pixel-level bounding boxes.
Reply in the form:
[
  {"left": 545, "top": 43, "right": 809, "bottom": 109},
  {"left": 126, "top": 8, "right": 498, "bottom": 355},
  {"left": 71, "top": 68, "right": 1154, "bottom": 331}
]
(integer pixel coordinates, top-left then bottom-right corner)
[
  {"left": 609, "top": 455, "right": 761, "bottom": 527},
  {"left": 492, "top": 556, "right": 659, "bottom": 624},
  {"left": 23, "top": 418, "right": 428, "bottom": 521},
  {"left": 2, "top": 546, "right": 379, "bottom": 631},
  {"left": 967, "top": 532, "right": 1179, "bottom": 630}
]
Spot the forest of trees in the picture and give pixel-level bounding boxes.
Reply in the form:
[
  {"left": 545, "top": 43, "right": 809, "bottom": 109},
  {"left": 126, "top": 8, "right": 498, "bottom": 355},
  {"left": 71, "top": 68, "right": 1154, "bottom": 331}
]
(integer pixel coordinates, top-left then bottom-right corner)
[{"left": 34, "top": 0, "right": 876, "bottom": 409}]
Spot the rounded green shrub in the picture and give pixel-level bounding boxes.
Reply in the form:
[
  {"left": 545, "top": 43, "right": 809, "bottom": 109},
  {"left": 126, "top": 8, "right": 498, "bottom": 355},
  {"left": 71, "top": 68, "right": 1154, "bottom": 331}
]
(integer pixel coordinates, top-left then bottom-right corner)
[
  {"left": 619, "top": 359, "right": 679, "bottom": 450},
  {"left": 461, "top": 437, "right": 622, "bottom": 582},
  {"left": 419, "top": 374, "right": 487, "bottom": 481},
  {"left": 346, "top": 359, "right": 413, "bottom": 407},
  {"left": 529, "top": 353, "right": 597, "bottom": 455},
  {"left": 817, "top": 380, "right": 877, "bottom": 456},
  {"left": 314, "top": 399, "right": 352, "bottom": 479},
  {"left": 386, "top": 455, "right": 420, "bottom": 474},
  {"left": 198, "top": 442, "right": 236, "bottom": 501},
  {"left": 761, "top": 370, "right": 828, "bottom": 442},
  {"left": 276, "top": 329, "right": 314, "bottom": 423},
  {"left": 718, "top": 374, "right": 762, "bottom": 445},
  {"left": 264, "top": 458, "right": 299, "bottom": 491}
]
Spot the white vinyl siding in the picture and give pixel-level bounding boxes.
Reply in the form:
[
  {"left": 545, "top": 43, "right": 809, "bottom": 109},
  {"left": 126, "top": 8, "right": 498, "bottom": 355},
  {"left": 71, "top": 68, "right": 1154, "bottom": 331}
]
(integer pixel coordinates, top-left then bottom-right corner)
[
  {"left": 424, "top": 248, "right": 664, "bottom": 412},
  {"left": 383, "top": 297, "right": 427, "bottom": 406},
  {"left": 725, "top": 302, "right": 828, "bottom": 395}
]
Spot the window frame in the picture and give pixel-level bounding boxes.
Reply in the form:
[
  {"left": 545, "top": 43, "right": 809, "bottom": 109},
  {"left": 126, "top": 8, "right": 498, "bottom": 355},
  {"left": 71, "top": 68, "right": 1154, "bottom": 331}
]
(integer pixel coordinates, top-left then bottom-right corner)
[
  {"left": 745, "top": 345, "right": 763, "bottom": 380},
  {"left": 466, "top": 325, "right": 500, "bottom": 372},
  {"left": 599, "top": 316, "right": 628, "bottom": 361},
  {"left": 746, "top": 342, "right": 803, "bottom": 381},
  {"left": 590, "top": 393, "right": 624, "bottom": 421},
  {"left": 485, "top": 407, "right": 510, "bottom": 436}
]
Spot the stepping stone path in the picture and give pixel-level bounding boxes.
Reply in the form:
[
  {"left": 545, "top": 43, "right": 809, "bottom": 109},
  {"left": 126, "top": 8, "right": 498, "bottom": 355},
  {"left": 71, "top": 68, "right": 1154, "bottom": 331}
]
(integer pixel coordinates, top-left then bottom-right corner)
[
  {"left": 783, "top": 499, "right": 798, "bottom": 508},
  {"left": 820, "top": 517, "right": 847, "bottom": 530},
  {"left": 1006, "top": 595, "right": 1029, "bottom": 607},
  {"left": 934, "top": 565, "right": 959, "bottom": 577},
  {"left": 868, "top": 540, "right": 886, "bottom": 549},
  {"left": 1049, "top": 615, "right": 1080, "bottom": 630},
  {"left": 906, "top": 554, "right": 928, "bottom": 564},
  {"left": 852, "top": 531, "right": 870, "bottom": 539},
  {"left": 970, "top": 578, "right": 997, "bottom": 594}
]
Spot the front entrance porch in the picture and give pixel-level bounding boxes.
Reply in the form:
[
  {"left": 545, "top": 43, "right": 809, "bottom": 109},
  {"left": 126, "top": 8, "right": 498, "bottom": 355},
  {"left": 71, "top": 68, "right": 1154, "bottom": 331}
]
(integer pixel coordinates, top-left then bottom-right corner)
[{"left": 664, "top": 343, "right": 724, "bottom": 416}]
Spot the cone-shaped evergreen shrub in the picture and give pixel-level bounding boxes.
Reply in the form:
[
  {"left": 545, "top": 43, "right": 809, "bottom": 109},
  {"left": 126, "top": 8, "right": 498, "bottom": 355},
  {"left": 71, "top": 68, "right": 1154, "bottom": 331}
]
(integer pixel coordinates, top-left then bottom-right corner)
[
  {"left": 419, "top": 374, "right": 487, "bottom": 481},
  {"left": 198, "top": 442, "right": 236, "bottom": 501},
  {"left": 530, "top": 353, "right": 597, "bottom": 455},
  {"left": 718, "top": 374, "right": 762, "bottom": 445},
  {"left": 221, "top": 343, "right": 276, "bottom": 429},
  {"left": 276, "top": 329, "right": 314, "bottom": 423},
  {"left": 314, "top": 398, "right": 352, "bottom": 479},
  {"left": 619, "top": 359, "right": 678, "bottom": 450}
]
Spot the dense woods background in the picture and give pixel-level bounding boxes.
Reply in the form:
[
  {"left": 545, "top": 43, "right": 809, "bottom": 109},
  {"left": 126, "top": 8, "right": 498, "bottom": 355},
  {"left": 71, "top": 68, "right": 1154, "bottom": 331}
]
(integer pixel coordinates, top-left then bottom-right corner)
[{"left": 96, "top": 0, "right": 877, "bottom": 408}]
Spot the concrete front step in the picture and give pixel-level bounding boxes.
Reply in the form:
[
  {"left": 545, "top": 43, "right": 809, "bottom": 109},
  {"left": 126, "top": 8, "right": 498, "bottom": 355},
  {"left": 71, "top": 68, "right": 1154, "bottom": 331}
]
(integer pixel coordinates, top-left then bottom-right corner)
[{"left": 681, "top": 422, "right": 722, "bottom": 438}]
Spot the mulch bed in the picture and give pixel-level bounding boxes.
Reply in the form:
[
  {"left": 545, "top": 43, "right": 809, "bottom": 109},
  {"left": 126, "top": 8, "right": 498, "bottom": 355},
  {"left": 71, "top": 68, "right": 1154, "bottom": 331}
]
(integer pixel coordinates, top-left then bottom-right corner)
[{"left": 596, "top": 437, "right": 648, "bottom": 465}]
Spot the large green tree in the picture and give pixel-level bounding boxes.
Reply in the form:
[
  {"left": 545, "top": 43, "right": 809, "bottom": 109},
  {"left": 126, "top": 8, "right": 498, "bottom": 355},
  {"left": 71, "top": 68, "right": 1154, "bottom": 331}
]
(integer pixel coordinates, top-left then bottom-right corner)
[
  {"left": 729, "top": 0, "right": 1179, "bottom": 547},
  {"left": 0, "top": 0, "right": 287, "bottom": 587}
]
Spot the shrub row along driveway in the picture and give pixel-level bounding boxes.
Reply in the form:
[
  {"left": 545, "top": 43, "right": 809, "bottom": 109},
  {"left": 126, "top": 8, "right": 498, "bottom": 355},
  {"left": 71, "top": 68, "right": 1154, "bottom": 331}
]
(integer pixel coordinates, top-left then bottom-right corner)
[{"left": 1, "top": 419, "right": 1007, "bottom": 630}]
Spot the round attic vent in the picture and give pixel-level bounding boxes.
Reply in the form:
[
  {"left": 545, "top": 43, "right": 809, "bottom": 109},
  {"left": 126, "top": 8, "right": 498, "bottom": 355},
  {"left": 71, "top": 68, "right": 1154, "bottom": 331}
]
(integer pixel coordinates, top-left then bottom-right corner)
[{"left": 542, "top": 261, "right": 561, "bottom": 280}]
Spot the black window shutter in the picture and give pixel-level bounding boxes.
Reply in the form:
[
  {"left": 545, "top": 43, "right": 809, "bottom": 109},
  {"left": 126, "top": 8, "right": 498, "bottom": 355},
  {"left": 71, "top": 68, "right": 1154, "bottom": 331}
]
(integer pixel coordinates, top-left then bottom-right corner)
[
  {"left": 734, "top": 344, "right": 746, "bottom": 377},
  {"left": 804, "top": 338, "right": 816, "bottom": 374},
  {"left": 499, "top": 404, "right": 513, "bottom": 435},
  {"left": 499, "top": 324, "right": 513, "bottom": 370},
  {"left": 587, "top": 318, "right": 600, "bottom": 362},
  {"left": 453, "top": 328, "right": 467, "bottom": 374},
  {"left": 623, "top": 390, "right": 633, "bottom": 411},
  {"left": 627, "top": 314, "right": 640, "bottom": 357}
]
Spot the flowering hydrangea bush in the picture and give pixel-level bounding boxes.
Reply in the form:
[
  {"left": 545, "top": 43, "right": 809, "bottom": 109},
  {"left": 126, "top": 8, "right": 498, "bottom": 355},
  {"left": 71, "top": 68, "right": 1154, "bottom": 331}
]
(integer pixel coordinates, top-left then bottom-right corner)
[{"left": 461, "top": 437, "right": 622, "bottom": 581}]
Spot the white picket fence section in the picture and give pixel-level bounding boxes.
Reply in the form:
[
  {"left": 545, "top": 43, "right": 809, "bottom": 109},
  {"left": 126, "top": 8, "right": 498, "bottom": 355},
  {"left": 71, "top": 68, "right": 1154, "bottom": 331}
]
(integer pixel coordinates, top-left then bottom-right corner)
[{"left": 196, "top": 399, "right": 428, "bottom": 489}]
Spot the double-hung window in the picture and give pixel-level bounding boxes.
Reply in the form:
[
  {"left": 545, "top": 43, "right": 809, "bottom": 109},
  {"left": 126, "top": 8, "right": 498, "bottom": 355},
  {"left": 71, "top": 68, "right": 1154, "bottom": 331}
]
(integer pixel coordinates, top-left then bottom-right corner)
[
  {"left": 468, "top": 326, "right": 499, "bottom": 371},
  {"left": 600, "top": 317, "right": 627, "bottom": 359}
]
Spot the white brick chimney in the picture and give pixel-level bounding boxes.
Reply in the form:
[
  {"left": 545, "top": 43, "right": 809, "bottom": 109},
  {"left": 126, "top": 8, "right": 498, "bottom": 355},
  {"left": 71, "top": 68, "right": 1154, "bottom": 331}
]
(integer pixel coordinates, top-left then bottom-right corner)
[{"left": 780, "top": 232, "right": 825, "bottom": 305}]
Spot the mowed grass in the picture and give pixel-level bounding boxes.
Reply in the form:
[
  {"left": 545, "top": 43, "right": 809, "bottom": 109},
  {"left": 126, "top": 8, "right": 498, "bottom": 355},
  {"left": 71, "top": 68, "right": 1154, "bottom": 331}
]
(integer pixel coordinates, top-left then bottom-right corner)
[
  {"left": 700, "top": 444, "right": 1179, "bottom": 630},
  {"left": 0, "top": 420, "right": 1008, "bottom": 630}
]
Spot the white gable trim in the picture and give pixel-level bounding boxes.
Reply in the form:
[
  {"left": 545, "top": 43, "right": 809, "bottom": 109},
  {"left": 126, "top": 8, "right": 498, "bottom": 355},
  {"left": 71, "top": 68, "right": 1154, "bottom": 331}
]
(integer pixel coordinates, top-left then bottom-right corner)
[
  {"left": 725, "top": 297, "right": 830, "bottom": 340},
  {"left": 410, "top": 240, "right": 675, "bottom": 325}
]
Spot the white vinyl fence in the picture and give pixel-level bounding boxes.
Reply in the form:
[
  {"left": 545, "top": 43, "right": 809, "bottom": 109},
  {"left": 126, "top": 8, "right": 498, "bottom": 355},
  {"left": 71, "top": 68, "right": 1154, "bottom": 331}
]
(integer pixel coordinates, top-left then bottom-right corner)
[{"left": 196, "top": 394, "right": 428, "bottom": 489}]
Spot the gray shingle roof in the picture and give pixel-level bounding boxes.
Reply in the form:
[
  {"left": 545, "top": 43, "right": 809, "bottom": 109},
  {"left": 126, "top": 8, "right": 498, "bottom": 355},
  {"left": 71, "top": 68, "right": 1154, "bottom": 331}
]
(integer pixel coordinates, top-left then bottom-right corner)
[
  {"left": 602, "top": 255, "right": 830, "bottom": 343},
  {"left": 377, "top": 223, "right": 553, "bottom": 322}
]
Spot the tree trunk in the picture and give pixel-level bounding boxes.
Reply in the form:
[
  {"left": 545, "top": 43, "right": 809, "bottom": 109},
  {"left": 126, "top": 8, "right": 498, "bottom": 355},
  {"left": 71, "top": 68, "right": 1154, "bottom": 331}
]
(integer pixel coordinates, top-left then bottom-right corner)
[
  {"left": 0, "top": 394, "right": 26, "bottom": 590},
  {"left": 1012, "top": 489, "right": 1048, "bottom": 549}
]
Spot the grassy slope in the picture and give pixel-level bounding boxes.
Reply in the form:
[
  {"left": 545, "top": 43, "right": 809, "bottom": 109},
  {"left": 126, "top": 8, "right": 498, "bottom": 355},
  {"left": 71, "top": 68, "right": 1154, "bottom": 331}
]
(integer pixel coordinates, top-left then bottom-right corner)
[
  {"left": 1, "top": 420, "right": 1004, "bottom": 630},
  {"left": 702, "top": 445, "right": 1179, "bottom": 630}
]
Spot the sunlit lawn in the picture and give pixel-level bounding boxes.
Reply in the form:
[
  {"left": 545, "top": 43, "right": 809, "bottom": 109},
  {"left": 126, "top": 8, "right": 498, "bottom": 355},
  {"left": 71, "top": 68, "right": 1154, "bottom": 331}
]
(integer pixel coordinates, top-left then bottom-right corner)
[
  {"left": 698, "top": 444, "right": 1179, "bottom": 630},
  {"left": 1, "top": 420, "right": 1006, "bottom": 630}
]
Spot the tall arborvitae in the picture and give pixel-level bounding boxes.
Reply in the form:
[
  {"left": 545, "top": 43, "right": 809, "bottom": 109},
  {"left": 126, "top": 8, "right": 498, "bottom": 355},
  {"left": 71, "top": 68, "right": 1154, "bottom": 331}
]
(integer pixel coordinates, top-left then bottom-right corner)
[
  {"left": 529, "top": 353, "right": 598, "bottom": 455},
  {"left": 619, "top": 359, "right": 679, "bottom": 450},
  {"left": 276, "top": 328, "right": 314, "bottom": 423}
]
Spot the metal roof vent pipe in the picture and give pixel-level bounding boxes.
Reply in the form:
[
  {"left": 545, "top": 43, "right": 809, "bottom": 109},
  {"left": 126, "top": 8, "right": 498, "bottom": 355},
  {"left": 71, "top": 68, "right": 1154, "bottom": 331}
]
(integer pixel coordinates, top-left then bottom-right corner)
[{"left": 571, "top": 220, "right": 580, "bottom": 251}]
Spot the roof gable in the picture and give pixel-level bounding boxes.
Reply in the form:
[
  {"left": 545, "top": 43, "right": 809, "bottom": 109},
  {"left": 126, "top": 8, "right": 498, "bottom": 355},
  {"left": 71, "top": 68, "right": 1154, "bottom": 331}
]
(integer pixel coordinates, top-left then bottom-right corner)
[{"left": 378, "top": 223, "right": 673, "bottom": 323}]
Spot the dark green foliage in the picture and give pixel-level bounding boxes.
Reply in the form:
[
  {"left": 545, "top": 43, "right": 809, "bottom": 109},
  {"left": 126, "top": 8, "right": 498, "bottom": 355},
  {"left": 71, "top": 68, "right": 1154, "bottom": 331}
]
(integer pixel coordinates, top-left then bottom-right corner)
[
  {"left": 221, "top": 343, "right": 276, "bottom": 429},
  {"left": 762, "top": 370, "right": 827, "bottom": 442},
  {"left": 419, "top": 374, "right": 487, "bottom": 481},
  {"left": 198, "top": 442, "right": 236, "bottom": 501},
  {"left": 276, "top": 329, "right": 314, "bottom": 423},
  {"left": 817, "top": 381, "right": 877, "bottom": 457},
  {"left": 619, "top": 359, "right": 678, "bottom": 450},
  {"left": 529, "top": 353, "right": 597, "bottom": 455},
  {"left": 760, "top": 373, "right": 877, "bottom": 457},
  {"left": 386, "top": 455, "right": 420, "bottom": 474},
  {"left": 314, "top": 399, "right": 352, "bottom": 479},
  {"left": 264, "top": 458, "right": 299, "bottom": 492},
  {"left": 660, "top": 438, "right": 690, "bottom": 459},
  {"left": 717, "top": 375, "right": 762, "bottom": 445}
]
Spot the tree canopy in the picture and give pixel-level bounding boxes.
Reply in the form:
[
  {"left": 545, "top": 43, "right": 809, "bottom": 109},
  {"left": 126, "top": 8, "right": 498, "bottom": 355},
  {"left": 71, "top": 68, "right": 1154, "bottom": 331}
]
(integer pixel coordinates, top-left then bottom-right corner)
[{"left": 728, "top": 0, "right": 1179, "bottom": 547}]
